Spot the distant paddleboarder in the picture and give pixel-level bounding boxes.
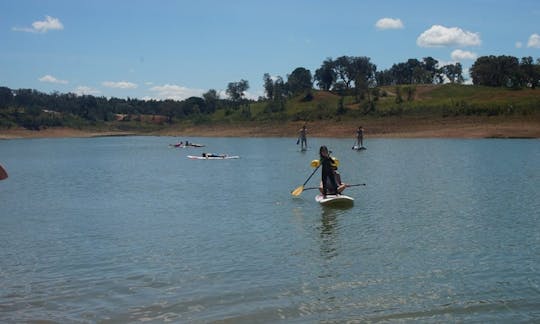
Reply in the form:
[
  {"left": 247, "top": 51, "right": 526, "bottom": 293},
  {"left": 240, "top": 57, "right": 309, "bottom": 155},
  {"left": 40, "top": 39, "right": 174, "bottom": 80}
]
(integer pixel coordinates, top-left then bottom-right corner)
[
  {"left": 297, "top": 124, "right": 308, "bottom": 151},
  {"left": 356, "top": 126, "right": 364, "bottom": 147},
  {"left": 353, "top": 126, "right": 366, "bottom": 150}
]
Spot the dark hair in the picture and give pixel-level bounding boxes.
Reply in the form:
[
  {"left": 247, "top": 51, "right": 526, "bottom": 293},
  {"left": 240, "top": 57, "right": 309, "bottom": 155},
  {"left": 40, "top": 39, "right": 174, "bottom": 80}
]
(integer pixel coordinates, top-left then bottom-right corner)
[{"left": 319, "top": 145, "right": 328, "bottom": 158}]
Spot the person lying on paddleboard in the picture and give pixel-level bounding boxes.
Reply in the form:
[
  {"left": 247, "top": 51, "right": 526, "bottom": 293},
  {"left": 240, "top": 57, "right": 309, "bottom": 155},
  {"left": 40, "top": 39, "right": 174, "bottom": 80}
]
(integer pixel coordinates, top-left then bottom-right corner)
[
  {"left": 202, "top": 152, "right": 226, "bottom": 158},
  {"left": 318, "top": 145, "right": 346, "bottom": 197}
]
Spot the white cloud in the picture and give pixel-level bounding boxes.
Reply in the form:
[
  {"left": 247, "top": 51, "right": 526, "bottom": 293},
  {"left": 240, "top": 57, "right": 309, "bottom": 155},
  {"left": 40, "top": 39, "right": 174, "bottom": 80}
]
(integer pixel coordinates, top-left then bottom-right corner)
[
  {"left": 13, "top": 16, "right": 64, "bottom": 33},
  {"left": 74, "top": 86, "right": 100, "bottom": 96},
  {"left": 375, "top": 18, "right": 404, "bottom": 30},
  {"left": 243, "top": 90, "right": 263, "bottom": 100},
  {"left": 147, "top": 84, "right": 261, "bottom": 101},
  {"left": 436, "top": 59, "right": 456, "bottom": 67},
  {"left": 527, "top": 33, "right": 540, "bottom": 48},
  {"left": 516, "top": 41, "right": 523, "bottom": 48},
  {"left": 149, "top": 84, "right": 205, "bottom": 100},
  {"left": 451, "top": 49, "right": 477, "bottom": 60},
  {"left": 102, "top": 81, "right": 138, "bottom": 89},
  {"left": 417, "top": 25, "right": 481, "bottom": 47},
  {"left": 39, "top": 74, "right": 68, "bottom": 84}
]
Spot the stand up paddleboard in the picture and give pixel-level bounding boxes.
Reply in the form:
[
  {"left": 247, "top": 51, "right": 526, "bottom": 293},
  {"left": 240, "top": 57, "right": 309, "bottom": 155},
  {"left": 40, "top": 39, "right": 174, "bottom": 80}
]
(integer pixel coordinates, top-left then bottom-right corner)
[
  {"left": 315, "top": 194, "right": 354, "bottom": 207},
  {"left": 187, "top": 155, "right": 239, "bottom": 160},
  {"left": 352, "top": 145, "right": 366, "bottom": 151}
]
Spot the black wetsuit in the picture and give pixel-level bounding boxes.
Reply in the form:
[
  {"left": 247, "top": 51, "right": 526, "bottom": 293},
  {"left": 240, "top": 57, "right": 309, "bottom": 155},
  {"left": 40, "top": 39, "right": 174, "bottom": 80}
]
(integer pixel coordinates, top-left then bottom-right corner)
[{"left": 321, "top": 157, "right": 338, "bottom": 195}]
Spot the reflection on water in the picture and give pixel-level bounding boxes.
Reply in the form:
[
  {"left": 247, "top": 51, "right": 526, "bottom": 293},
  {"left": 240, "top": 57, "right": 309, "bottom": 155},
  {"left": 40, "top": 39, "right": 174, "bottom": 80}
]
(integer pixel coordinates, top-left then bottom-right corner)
[{"left": 319, "top": 207, "right": 342, "bottom": 260}]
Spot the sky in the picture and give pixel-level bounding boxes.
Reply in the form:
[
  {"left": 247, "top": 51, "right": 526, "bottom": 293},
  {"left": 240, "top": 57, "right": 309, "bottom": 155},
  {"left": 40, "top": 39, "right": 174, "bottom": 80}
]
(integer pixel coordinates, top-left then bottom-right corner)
[{"left": 1, "top": 0, "right": 539, "bottom": 101}]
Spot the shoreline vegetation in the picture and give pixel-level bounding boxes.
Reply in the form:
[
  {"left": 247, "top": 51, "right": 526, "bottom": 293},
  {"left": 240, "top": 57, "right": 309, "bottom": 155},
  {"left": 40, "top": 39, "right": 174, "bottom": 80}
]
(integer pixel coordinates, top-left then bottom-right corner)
[
  {"left": 2, "top": 84, "right": 540, "bottom": 140},
  {"left": 1, "top": 115, "right": 539, "bottom": 140}
]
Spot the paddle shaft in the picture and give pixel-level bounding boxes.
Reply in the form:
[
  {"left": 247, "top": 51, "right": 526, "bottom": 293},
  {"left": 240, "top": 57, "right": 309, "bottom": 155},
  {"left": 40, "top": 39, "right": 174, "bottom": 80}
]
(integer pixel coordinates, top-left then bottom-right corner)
[
  {"left": 303, "top": 183, "right": 366, "bottom": 191},
  {"left": 302, "top": 165, "right": 320, "bottom": 187}
]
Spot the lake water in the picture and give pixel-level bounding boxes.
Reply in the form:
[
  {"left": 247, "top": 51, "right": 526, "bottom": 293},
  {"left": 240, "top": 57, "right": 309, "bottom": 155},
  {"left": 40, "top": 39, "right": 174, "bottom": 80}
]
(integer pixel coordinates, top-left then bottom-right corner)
[{"left": 1, "top": 136, "right": 539, "bottom": 323}]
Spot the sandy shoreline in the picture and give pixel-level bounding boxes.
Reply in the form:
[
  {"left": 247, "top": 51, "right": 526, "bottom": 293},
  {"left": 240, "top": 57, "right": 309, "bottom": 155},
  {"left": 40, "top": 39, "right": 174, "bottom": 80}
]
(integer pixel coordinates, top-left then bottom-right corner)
[{"left": 1, "top": 116, "right": 539, "bottom": 139}]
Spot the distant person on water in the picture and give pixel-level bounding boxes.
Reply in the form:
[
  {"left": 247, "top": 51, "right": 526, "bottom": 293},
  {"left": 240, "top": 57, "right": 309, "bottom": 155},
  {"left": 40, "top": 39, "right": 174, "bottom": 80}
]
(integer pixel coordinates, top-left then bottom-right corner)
[
  {"left": 356, "top": 126, "right": 364, "bottom": 147},
  {"left": 202, "top": 152, "right": 225, "bottom": 158},
  {"left": 298, "top": 124, "right": 307, "bottom": 150},
  {"left": 318, "top": 145, "right": 344, "bottom": 197}
]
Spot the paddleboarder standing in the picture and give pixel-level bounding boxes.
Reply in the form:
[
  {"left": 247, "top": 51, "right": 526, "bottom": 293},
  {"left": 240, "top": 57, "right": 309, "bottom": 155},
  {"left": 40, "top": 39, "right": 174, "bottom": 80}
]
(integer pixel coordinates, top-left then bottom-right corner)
[
  {"left": 298, "top": 124, "right": 307, "bottom": 150},
  {"left": 356, "top": 126, "right": 364, "bottom": 148}
]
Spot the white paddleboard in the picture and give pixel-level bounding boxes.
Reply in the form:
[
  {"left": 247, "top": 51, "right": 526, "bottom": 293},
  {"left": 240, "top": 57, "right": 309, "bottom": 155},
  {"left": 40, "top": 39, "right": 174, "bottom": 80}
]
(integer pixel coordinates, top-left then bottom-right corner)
[
  {"left": 187, "top": 155, "right": 239, "bottom": 160},
  {"left": 352, "top": 145, "right": 367, "bottom": 151},
  {"left": 315, "top": 194, "right": 354, "bottom": 206}
]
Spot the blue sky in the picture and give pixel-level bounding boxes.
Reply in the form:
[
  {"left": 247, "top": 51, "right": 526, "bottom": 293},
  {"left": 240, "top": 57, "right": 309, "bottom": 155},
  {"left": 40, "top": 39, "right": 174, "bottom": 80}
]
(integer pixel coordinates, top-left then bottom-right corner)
[{"left": 1, "top": 0, "right": 539, "bottom": 101}]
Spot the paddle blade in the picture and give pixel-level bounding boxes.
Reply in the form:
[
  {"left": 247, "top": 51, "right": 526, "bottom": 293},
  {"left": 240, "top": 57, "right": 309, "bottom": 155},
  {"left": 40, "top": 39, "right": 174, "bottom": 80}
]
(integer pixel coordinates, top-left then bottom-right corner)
[{"left": 291, "top": 185, "right": 304, "bottom": 196}]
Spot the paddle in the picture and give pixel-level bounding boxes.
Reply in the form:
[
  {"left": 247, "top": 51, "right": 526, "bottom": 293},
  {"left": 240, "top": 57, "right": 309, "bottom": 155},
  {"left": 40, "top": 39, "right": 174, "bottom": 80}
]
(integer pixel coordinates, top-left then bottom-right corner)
[
  {"left": 291, "top": 165, "right": 320, "bottom": 196},
  {"left": 302, "top": 183, "right": 366, "bottom": 191}
]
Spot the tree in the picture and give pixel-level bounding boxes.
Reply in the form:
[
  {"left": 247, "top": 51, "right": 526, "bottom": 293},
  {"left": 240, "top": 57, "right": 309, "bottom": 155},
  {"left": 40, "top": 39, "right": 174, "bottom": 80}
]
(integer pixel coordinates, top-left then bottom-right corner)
[
  {"left": 13, "top": 89, "right": 35, "bottom": 108},
  {"left": 287, "top": 67, "right": 312, "bottom": 96},
  {"left": 441, "top": 63, "right": 464, "bottom": 84},
  {"left": 0, "top": 87, "right": 13, "bottom": 109},
  {"left": 333, "top": 56, "right": 355, "bottom": 90},
  {"left": 161, "top": 99, "right": 178, "bottom": 122},
  {"left": 377, "top": 57, "right": 444, "bottom": 85},
  {"left": 422, "top": 56, "right": 440, "bottom": 84},
  {"left": 226, "top": 79, "right": 249, "bottom": 109},
  {"left": 263, "top": 73, "right": 274, "bottom": 99},
  {"left": 202, "top": 89, "right": 220, "bottom": 113},
  {"left": 470, "top": 55, "right": 521, "bottom": 87},
  {"left": 375, "top": 70, "right": 394, "bottom": 86},
  {"left": 226, "top": 80, "right": 249, "bottom": 101},
  {"left": 263, "top": 75, "right": 287, "bottom": 112},
  {"left": 520, "top": 56, "right": 539, "bottom": 89},
  {"left": 389, "top": 62, "right": 410, "bottom": 84},
  {"left": 314, "top": 58, "right": 336, "bottom": 91},
  {"left": 183, "top": 96, "right": 206, "bottom": 115},
  {"left": 350, "top": 56, "right": 377, "bottom": 103}
]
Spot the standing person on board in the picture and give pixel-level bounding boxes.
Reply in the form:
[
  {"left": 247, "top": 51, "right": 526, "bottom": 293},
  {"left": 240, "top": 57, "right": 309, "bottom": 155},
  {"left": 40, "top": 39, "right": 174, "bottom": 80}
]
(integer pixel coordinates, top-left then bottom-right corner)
[
  {"left": 298, "top": 124, "right": 308, "bottom": 151},
  {"left": 356, "top": 126, "right": 364, "bottom": 148}
]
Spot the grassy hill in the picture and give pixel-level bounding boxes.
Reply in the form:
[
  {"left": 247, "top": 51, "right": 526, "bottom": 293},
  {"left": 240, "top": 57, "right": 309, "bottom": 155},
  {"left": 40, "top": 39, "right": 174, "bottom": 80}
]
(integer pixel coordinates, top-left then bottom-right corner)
[
  {"left": 149, "top": 83, "right": 538, "bottom": 138},
  {"left": 197, "top": 83, "right": 539, "bottom": 124}
]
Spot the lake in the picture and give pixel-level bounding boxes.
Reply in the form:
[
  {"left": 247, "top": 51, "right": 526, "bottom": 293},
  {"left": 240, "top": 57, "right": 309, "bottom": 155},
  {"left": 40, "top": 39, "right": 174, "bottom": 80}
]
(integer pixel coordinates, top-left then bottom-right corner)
[{"left": 1, "top": 136, "right": 539, "bottom": 323}]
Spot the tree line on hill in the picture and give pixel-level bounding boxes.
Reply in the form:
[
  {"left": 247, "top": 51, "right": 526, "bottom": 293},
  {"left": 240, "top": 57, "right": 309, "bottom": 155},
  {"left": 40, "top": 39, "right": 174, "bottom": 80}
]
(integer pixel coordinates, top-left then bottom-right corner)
[{"left": 0, "top": 54, "right": 538, "bottom": 130}]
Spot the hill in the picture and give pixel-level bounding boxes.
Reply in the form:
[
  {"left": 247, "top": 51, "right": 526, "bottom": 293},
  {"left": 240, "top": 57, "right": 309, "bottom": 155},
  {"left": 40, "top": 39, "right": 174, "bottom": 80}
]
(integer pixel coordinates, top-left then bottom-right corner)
[
  {"left": 154, "top": 83, "right": 540, "bottom": 138},
  {"left": 1, "top": 84, "right": 539, "bottom": 139}
]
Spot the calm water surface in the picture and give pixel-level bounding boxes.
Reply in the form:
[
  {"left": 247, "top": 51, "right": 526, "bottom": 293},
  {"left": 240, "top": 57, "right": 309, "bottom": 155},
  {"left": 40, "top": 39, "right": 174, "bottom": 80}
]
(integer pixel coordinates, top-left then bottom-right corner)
[{"left": 1, "top": 136, "right": 539, "bottom": 323}]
